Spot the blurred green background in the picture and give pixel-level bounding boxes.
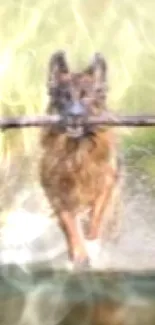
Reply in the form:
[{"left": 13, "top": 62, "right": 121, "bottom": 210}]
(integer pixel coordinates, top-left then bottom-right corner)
[{"left": 0, "top": 0, "right": 155, "bottom": 214}]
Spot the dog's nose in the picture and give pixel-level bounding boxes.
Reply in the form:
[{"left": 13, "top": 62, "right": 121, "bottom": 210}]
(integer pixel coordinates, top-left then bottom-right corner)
[{"left": 67, "top": 101, "right": 85, "bottom": 118}]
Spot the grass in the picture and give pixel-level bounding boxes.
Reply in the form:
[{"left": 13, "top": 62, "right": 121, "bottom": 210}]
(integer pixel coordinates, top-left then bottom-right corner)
[
  {"left": 0, "top": 0, "right": 155, "bottom": 213},
  {"left": 1, "top": 0, "right": 155, "bottom": 154}
]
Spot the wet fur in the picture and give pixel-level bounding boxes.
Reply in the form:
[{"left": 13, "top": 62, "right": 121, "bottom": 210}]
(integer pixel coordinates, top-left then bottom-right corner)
[
  {"left": 40, "top": 127, "right": 118, "bottom": 213},
  {"left": 40, "top": 51, "right": 121, "bottom": 264}
]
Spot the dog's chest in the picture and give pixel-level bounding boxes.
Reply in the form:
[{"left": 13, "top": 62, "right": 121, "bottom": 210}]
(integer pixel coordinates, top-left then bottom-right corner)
[{"left": 59, "top": 141, "right": 108, "bottom": 182}]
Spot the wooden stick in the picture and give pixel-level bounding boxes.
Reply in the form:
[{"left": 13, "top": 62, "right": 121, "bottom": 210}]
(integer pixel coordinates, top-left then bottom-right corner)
[
  {"left": 0, "top": 115, "right": 61, "bottom": 130},
  {"left": 1, "top": 113, "right": 155, "bottom": 130}
]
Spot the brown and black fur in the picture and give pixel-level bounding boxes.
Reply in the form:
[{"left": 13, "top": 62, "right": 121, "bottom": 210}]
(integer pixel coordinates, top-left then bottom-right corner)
[{"left": 40, "top": 51, "right": 121, "bottom": 266}]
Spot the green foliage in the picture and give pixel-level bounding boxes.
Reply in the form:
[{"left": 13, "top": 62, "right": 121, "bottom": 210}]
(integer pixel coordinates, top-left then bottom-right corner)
[{"left": 0, "top": 0, "right": 155, "bottom": 162}]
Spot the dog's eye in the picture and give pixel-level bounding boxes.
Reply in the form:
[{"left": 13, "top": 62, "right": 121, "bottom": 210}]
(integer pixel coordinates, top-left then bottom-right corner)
[
  {"left": 95, "top": 87, "right": 106, "bottom": 100},
  {"left": 64, "top": 91, "right": 71, "bottom": 100},
  {"left": 95, "top": 83, "right": 108, "bottom": 94},
  {"left": 49, "top": 87, "right": 60, "bottom": 97},
  {"left": 80, "top": 90, "right": 86, "bottom": 98},
  {"left": 95, "top": 87, "right": 103, "bottom": 94}
]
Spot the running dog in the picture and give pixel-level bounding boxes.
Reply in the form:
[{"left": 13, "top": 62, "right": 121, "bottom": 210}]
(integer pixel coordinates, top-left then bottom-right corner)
[{"left": 40, "top": 51, "right": 121, "bottom": 266}]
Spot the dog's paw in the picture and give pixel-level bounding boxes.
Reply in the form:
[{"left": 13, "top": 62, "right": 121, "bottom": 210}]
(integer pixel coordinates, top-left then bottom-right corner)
[
  {"left": 74, "top": 257, "right": 90, "bottom": 269},
  {"left": 66, "top": 256, "right": 90, "bottom": 271},
  {"left": 85, "top": 239, "right": 111, "bottom": 268},
  {"left": 85, "top": 239, "right": 101, "bottom": 260},
  {"left": 65, "top": 260, "right": 75, "bottom": 271}
]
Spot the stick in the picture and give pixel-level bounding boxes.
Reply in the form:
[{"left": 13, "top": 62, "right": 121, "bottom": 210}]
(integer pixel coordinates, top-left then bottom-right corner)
[{"left": 0, "top": 113, "right": 155, "bottom": 130}]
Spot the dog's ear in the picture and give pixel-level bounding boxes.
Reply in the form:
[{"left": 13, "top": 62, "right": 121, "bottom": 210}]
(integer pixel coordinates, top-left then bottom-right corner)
[
  {"left": 47, "top": 51, "right": 69, "bottom": 94},
  {"left": 92, "top": 53, "right": 107, "bottom": 87},
  {"left": 87, "top": 53, "right": 108, "bottom": 91}
]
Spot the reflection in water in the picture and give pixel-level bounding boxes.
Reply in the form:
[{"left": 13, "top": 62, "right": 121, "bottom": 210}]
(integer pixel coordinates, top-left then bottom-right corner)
[{"left": 0, "top": 149, "right": 155, "bottom": 324}]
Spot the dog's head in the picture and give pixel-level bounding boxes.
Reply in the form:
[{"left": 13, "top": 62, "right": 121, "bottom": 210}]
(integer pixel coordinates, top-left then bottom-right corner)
[{"left": 46, "top": 51, "right": 108, "bottom": 138}]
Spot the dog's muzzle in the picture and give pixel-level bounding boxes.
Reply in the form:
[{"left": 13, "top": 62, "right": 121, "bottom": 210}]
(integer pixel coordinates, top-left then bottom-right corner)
[
  {"left": 65, "top": 102, "right": 87, "bottom": 138},
  {"left": 66, "top": 115, "right": 86, "bottom": 138}
]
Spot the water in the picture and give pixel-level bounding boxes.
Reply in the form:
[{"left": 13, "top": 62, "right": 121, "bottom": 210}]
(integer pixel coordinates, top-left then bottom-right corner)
[
  {"left": 0, "top": 151, "right": 155, "bottom": 271},
  {"left": 0, "top": 149, "right": 155, "bottom": 325}
]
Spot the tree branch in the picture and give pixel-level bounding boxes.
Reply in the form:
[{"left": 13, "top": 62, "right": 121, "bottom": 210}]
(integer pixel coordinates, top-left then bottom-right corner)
[{"left": 0, "top": 113, "right": 155, "bottom": 130}]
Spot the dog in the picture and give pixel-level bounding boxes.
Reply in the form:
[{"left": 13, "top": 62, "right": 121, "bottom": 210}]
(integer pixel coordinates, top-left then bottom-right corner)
[{"left": 40, "top": 51, "right": 122, "bottom": 267}]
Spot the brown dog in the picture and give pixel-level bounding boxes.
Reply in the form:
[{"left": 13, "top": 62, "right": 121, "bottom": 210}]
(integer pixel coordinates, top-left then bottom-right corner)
[{"left": 40, "top": 51, "right": 121, "bottom": 266}]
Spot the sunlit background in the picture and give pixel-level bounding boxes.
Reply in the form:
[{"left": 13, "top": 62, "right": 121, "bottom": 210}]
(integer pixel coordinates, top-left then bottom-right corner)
[{"left": 1, "top": 0, "right": 155, "bottom": 151}]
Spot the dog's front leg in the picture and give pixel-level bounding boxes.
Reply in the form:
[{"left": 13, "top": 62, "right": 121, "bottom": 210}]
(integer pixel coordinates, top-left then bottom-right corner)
[
  {"left": 59, "top": 211, "right": 89, "bottom": 266},
  {"left": 86, "top": 165, "right": 118, "bottom": 240}
]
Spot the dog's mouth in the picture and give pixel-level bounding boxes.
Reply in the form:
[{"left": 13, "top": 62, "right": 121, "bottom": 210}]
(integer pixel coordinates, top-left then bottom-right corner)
[
  {"left": 66, "top": 125, "right": 96, "bottom": 139},
  {"left": 66, "top": 125, "right": 85, "bottom": 138}
]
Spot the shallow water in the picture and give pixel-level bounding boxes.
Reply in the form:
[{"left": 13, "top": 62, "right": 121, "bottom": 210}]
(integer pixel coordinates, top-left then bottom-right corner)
[
  {"left": 0, "top": 149, "right": 155, "bottom": 325},
  {"left": 0, "top": 151, "right": 155, "bottom": 271}
]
